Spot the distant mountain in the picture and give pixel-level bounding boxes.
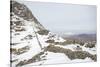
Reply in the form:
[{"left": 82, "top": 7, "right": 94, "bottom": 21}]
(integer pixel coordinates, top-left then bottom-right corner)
[
  {"left": 76, "top": 33, "right": 96, "bottom": 37},
  {"left": 62, "top": 33, "right": 96, "bottom": 42}
]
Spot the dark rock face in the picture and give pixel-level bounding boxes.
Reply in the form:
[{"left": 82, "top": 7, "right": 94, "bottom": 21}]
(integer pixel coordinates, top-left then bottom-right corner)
[
  {"left": 10, "top": 0, "right": 44, "bottom": 25},
  {"left": 10, "top": 1, "right": 33, "bottom": 21},
  {"left": 10, "top": 0, "right": 49, "bottom": 33}
]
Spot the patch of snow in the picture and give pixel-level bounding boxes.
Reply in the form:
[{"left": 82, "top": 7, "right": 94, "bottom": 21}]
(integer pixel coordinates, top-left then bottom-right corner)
[
  {"left": 68, "top": 57, "right": 94, "bottom": 63},
  {"left": 81, "top": 46, "right": 96, "bottom": 55},
  {"left": 22, "top": 52, "right": 94, "bottom": 67}
]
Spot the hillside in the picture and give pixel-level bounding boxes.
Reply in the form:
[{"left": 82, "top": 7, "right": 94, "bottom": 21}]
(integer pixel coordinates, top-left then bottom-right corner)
[{"left": 10, "top": 1, "right": 97, "bottom": 67}]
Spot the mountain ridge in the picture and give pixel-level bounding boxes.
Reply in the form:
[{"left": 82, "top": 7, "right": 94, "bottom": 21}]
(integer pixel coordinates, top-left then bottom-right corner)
[{"left": 10, "top": 1, "right": 97, "bottom": 67}]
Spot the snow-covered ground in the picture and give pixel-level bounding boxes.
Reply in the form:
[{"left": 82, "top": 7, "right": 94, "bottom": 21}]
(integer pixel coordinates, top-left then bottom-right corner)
[
  {"left": 22, "top": 51, "right": 94, "bottom": 67},
  {"left": 11, "top": 1, "right": 97, "bottom": 67}
]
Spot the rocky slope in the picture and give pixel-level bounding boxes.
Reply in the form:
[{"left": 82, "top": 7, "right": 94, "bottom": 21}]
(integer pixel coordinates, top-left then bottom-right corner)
[{"left": 10, "top": 1, "right": 97, "bottom": 67}]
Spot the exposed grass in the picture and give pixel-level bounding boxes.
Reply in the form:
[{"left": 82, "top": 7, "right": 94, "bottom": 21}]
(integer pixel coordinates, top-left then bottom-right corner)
[
  {"left": 45, "top": 39, "right": 55, "bottom": 43},
  {"left": 51, "top": 39, "right": 96, "bottom": 49},
  {"left": 37, "top": 30, "right": 49, "bottom": 35},
  {"left": 85, "top": 43, "right": 96, "bottom": 48},
  {"left": 45, "top": 45, "right": 97, "bottom": 61},
  {"left": 16, "top": 51, "right": 45, "bottom": 67},
  {"left": 51, "top": 40, "right": 85, "bottom": 46},
  {"left": 11, "top": 46, "right": 30, "bottom": 55}
]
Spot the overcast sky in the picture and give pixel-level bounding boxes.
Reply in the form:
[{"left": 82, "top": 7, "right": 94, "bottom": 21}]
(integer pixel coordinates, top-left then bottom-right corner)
[{"left": 19, "top": 1, "right": 97, "bottom": 34}]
